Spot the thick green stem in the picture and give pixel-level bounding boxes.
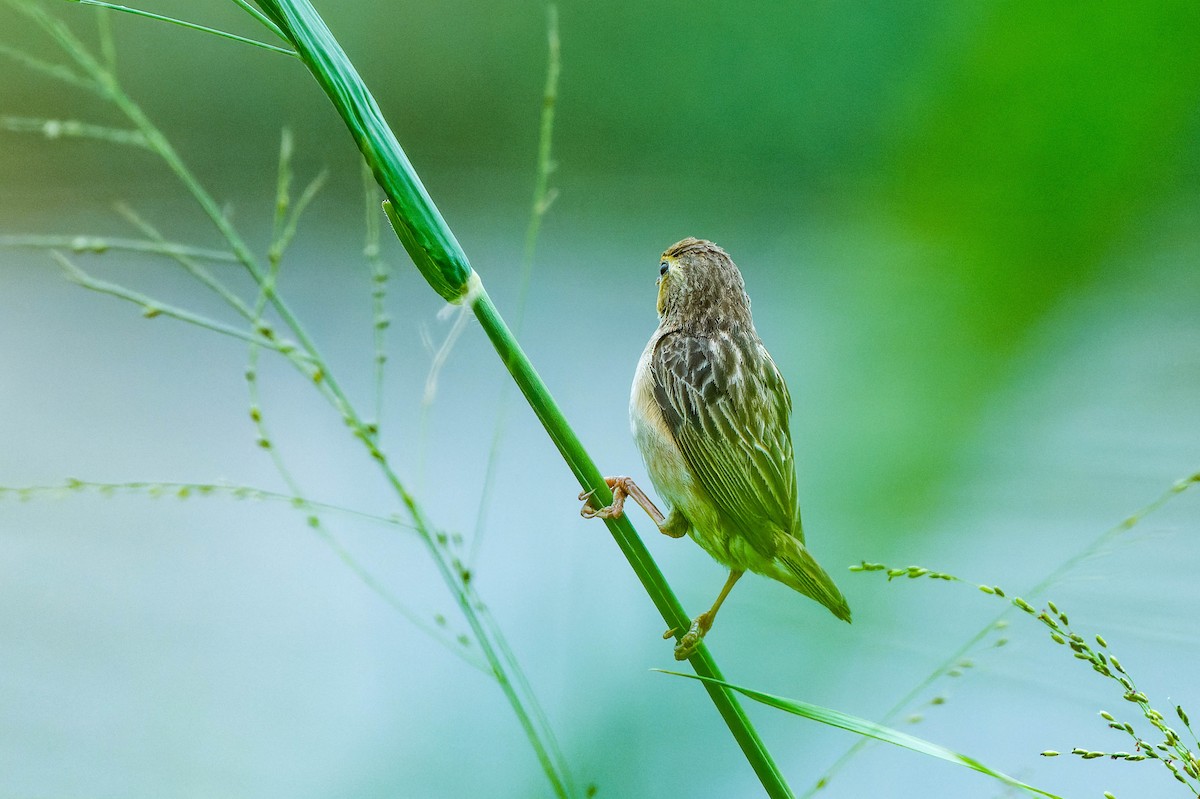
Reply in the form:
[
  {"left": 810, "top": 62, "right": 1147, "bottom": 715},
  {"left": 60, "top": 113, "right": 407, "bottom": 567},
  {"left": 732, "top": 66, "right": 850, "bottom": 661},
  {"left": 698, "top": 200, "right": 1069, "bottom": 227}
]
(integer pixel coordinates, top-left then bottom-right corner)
[{"left": 252, "top": 1, "right": 794, "bottom": 795}]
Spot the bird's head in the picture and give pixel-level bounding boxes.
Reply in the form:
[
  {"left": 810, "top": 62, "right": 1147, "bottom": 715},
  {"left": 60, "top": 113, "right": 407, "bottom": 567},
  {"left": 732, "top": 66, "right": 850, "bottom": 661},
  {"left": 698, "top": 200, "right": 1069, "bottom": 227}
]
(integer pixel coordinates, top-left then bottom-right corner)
[{"left": 656, "top": 238, "right": 752, "bottom": 332}]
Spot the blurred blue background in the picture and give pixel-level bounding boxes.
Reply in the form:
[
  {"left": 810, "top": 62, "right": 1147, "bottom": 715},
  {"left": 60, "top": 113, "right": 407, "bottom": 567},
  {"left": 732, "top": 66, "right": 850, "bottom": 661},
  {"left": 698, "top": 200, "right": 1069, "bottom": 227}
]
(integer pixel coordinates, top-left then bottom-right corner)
[{"left": 1, "top": 1, "right": 1198, "bottom": 797}]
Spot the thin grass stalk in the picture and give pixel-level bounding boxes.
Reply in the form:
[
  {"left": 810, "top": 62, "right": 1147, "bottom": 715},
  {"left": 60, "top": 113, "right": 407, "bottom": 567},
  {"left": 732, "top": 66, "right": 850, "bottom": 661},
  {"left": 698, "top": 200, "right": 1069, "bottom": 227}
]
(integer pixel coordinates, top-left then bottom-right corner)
[
  {"left": 95, "top": 3, "right": 115, "bottom": 72},
  {"left": 0, "top": 114, "right": 146, "bottom": 145},
  {"left": 50, "top": 251, "right": 285, "bottom": 350},
  {"left": 0, "top": 478, "right": 489, "bottom": 670},
  {"left": 249, "top": 1, "right": 794, "bottom": 795},
  {"left": 512, "top": 4, "right": 560, "bottom": 324},
  {"left": 113, "top": 204, "right": 256, "bottom": 318},
  {"left": 0, "top": 233, "right": 237, "bottom": 262},
  {"left": 360, "top": 161, "right": 390, "bottom": 428},
  {"left": 372, "top": 450, "right": 578, "bottom": 799},
  {"left": 69, "top": 0, "right": 297, "bottom": 56},
  {"left": 469, "top": 3, "right": 560, "bottom": 568},
  {"left": 0, "top": 41, "right": 102, "bottom": 92}
]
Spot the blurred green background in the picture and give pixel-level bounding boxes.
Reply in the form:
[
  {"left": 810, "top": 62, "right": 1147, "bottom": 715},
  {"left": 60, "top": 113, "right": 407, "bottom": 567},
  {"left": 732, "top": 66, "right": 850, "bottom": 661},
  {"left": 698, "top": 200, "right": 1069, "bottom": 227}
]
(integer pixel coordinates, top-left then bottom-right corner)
[{"left": 2, "top": 1, "right": 1199, "bottom": 797}]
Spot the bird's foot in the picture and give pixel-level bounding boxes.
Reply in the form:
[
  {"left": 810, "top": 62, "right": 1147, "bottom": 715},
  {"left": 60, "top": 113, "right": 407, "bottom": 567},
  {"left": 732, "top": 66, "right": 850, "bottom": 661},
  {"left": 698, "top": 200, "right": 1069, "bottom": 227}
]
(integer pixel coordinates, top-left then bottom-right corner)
[
  {"left": 579, "top": 476, "right": 666, "bottom": 524},
  {"left": 669, "top": 611, "right": 714, "bottom": 661},
  {"left": 578, "top": 476, "right": 628, "bottom": 519}
]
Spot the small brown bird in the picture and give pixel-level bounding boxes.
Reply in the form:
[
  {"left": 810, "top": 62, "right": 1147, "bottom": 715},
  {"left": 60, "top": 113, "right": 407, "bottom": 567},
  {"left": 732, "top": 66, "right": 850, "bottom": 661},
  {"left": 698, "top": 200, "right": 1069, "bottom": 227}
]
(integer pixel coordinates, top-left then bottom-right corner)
[{"left": 582, "top": 238, "right": 850, "bottom": 660}]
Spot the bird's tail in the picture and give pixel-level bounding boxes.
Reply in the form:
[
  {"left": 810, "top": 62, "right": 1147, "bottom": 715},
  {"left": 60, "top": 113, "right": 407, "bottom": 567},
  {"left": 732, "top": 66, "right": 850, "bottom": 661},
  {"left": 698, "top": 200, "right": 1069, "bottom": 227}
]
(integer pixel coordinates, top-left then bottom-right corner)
[{"left": 775, "top": 537, "right": 852, "bottom": 623}]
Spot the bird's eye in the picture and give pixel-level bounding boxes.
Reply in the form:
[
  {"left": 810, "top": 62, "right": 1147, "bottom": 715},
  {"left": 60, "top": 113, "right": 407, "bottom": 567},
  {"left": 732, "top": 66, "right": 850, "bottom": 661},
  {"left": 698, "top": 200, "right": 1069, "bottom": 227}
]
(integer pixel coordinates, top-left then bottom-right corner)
[{"left": 659, "top": 263, "right": 669, "bottom": 276}]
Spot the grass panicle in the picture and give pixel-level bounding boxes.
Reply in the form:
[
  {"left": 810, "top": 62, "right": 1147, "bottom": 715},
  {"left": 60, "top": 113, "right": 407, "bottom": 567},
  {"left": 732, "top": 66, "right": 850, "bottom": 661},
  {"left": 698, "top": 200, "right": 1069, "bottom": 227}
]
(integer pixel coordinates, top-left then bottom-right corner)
[
  {"left": 849, "top": 471, "right": 1200, "bottom": 797},
  {"left": 1015, "top": 600, "right": 1199, "bottom": 794},
  {"left": 809, "top": 470, "right": 1200, "bottom": 797}
]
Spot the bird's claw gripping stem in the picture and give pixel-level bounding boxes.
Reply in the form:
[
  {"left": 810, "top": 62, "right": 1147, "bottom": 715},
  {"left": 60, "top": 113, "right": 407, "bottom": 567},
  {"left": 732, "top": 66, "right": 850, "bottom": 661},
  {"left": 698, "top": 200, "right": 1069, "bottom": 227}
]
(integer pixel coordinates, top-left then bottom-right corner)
[
  {"left": 579, "top": 475, "right": 666, "bottom": 525},
  {"left": 671, "top": 612, "right": 714, "bottom": 661},
  {"left": 666, "top": 571, "right": 742, "bottom": 660}
]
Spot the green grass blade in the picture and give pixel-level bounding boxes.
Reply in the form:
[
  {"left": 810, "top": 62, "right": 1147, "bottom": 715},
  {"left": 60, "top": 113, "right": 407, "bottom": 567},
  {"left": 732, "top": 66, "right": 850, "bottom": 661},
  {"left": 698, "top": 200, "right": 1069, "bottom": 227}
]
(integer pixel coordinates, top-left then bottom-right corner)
[{"left": 659, "top": 671, "right": 1062, "bottom": 799}]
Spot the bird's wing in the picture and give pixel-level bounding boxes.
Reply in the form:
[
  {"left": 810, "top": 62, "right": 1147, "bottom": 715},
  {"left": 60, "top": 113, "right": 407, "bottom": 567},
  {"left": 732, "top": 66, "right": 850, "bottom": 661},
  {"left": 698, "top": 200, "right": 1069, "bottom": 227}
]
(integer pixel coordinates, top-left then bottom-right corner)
[{"left": 651, "top": 329, "right": 799, "bottom": 557}]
